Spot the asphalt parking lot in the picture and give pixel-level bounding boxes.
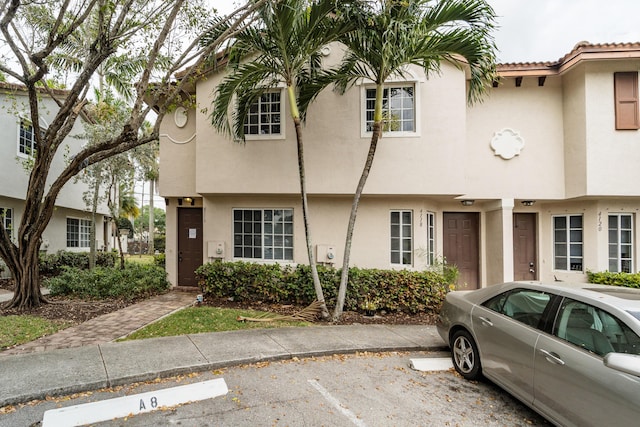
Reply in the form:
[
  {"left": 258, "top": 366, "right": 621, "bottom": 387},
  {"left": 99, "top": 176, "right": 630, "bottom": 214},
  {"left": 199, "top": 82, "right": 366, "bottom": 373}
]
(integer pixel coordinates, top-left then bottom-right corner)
[{"left": 1, "top": 351, "right": 550, "bottom": 427}]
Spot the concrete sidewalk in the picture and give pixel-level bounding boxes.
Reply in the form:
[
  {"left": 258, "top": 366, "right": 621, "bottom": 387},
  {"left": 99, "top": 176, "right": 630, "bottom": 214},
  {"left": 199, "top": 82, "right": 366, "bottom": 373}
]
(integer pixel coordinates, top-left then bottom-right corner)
[{"left": 0, "top": 324, "right": 446, "bottom": 407}]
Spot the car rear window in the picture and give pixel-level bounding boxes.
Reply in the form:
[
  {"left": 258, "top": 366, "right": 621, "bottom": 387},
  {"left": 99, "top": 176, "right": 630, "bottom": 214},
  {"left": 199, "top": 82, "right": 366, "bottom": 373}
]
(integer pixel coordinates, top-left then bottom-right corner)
[{"left": 483, "top": 288, "right": 551, "bottom": 329}]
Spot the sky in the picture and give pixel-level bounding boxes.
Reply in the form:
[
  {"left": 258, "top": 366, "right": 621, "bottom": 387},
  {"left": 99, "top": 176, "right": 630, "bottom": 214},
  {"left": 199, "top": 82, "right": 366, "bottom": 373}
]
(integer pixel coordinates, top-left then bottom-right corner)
[{"left": 208, "top": 0, "right": 640, "bottom": 63}]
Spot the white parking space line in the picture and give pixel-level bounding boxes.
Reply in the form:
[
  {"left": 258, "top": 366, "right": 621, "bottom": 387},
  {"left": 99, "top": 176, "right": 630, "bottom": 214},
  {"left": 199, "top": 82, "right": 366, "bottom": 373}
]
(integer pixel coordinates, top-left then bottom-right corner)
[
  {"left": 409, "top": 357, "right": 453, "bottom": 372},
  {"left": 308, "top": 379, "right": 367, "bottom": 427},
  {"left": 42, "top": 378, "right": 228, "bottom": 427}
]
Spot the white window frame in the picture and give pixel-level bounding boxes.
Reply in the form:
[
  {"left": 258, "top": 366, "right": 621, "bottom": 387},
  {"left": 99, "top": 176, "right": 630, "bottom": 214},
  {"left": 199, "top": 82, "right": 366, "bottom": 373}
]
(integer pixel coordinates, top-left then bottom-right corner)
[
  {"left": 360, "top": 80, "right": 421, "bottom": 138},
  {"left": 0, "top": 207, "right": 13, "bottom": 240},
  {"left": 391, "top": 210, "right": 413, "bottom": 266},
  {"left": 67, "top": 217, "right": 92, "bottom": 249},
  {"left": 425, "top": 211, "right": 435, "bottom": 266},
  {"left": 243, "top": 89, "right": 286, "bottom": 141},
  {"left": 609, "top": 213, "right": 634, "bottom": 273},
  {"left": 553, "top": 214, "right": 583, "bottom": 272},
  {"left": 17, "top": 118, "right": 43, "bottom": 158},
  {"left": 233, "top": 208, "right": 294, "bottom": 261}
]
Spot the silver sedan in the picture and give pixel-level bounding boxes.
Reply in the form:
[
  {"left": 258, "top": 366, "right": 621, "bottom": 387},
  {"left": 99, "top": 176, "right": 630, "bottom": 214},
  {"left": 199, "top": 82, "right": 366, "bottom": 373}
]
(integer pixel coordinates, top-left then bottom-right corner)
[{"left": 437, "top": 281, "right": 640, "bottom": 427}]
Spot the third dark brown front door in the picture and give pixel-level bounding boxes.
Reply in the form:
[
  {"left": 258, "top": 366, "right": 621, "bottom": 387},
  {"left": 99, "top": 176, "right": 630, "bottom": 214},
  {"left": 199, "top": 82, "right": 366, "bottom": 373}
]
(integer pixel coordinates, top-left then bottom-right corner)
[
  {"left": 513, "top": 213, "right": 537, "bottom": 280},
  {"left": 177, "top": 207, "right": 203, "bottom": 287},
  {"left": 443, "top": 212, "right": 480, "bottom": 289}
]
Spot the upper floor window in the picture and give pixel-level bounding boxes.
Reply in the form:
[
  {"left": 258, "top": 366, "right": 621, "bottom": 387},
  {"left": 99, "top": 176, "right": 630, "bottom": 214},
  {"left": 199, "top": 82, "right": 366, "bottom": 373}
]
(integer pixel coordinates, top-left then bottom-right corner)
[
  {"left": 553, "top": 215, "right": 583, "bottom": 271},
  {"left": 244, "top": 91, "right": 283, "bottom": 138},
  {"left": 365, "top": 84, "right": 415, "bottom": 135},
  {"left": 19, "top": 119, "right": 42, "bottom": 157},
  {"left": 67, "top": 217, "right": 91, "bottom": 248},
  {"left": 614, "top": 72, "right": 639, "bottom": 130},
  {"left": 391, "top": 210, "right": 412, "bottom": 265},
  {"left": 609, "top": 214, "right": 634, "bottom": 273},
  {"left": 233, "top": 208, "right": 293, "bottom": 261},
  {"left": 0, "top": 208, "right": 12, "bottom": 239}
]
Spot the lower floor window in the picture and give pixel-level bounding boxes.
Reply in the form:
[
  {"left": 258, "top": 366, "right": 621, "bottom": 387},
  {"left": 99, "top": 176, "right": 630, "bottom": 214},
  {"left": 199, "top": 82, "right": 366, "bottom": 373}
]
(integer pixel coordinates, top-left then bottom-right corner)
[
  {"left": 391, "top": 210, "right": 413, "bottom": 265},
  {"left": 553, "top": 215, "right": 583, "bottom": 271},
  {"left": 609, "top": 214, "right": 634, "bottom": 273},
  {"left": 0, "top": 208, "right": 12, "bottom": 239},
  {"left": 67, "top": 218, "right": 91, "bottom": 248},
  {"left": 233, "top": 209, "right": 293, "bottom": 261}
]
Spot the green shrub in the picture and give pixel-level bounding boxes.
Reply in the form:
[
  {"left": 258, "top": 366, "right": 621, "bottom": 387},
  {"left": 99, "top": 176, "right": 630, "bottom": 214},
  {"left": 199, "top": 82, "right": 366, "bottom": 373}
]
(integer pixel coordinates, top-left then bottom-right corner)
[
  {"left": 45, "top": 264, "right": 170, "bottom": 300},
  {"left": 196, "top": 261, "right": 456, "bottom": 314},
  {"left": 154, "top": 253, "right": 166, "bottom": 267},
  {"left": 39, "top": 251, "right": 117, "bottom": 276},
  {"left": 587, "top": 270, "right": 640, "bottom": 288}
]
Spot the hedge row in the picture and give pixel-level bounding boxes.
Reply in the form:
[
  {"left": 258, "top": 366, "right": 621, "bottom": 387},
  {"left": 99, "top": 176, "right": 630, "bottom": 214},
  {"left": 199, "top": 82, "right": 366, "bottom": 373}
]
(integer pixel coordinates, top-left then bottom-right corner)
[
  {"left": 39, "top": 251, "right": 118, "bottom": 276},
  {"left": 45, "top": 264, "right": 170, "bottom": 300},
  {"left": 196, "top": 261, "right": 457, "bottom": 314},
  {"left": 587, "top": 270, "right": 640, "bottom": 288}
]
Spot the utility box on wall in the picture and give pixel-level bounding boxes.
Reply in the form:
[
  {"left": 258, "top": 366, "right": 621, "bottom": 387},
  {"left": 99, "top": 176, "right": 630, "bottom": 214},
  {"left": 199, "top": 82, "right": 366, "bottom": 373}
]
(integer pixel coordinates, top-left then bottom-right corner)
[
  {"left": 316, "top": 244, "right": 336, "bottom": 265},
  {"left": 208, "top": 241, "right": 225, "bottom": 259}
]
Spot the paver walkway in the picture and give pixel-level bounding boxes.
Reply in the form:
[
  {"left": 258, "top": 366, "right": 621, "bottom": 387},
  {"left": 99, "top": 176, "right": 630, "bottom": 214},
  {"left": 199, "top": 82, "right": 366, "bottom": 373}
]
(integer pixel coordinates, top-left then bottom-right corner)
[{"left": 1, "top": 290, "right": 197, "bottom": 357}]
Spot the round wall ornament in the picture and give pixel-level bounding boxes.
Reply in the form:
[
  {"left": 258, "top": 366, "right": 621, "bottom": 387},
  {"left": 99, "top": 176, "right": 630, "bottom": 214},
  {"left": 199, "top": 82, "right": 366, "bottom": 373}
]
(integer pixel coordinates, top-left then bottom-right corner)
[{"left": 174, "top": 107, "right": 188, "bottom": 128}]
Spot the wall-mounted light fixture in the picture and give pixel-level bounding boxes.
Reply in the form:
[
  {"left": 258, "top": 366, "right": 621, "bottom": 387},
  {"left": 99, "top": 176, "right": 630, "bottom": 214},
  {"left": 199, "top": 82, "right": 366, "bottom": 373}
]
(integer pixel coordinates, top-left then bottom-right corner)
[
  {"left": 521, "top": 200, "right": 536, "bottom": 207},
  {"left": 460, "top": 200, "right": 475, "bottom": 206},
  {"left": 183, "top": 197, "right": 193, "bottom": 205}
]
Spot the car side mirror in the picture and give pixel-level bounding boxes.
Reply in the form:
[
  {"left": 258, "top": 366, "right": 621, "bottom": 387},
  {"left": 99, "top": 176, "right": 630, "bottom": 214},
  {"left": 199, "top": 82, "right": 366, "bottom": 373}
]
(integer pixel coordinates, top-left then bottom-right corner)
[{"left": 604, "top": 353, "right": 640, "bottom": 377}]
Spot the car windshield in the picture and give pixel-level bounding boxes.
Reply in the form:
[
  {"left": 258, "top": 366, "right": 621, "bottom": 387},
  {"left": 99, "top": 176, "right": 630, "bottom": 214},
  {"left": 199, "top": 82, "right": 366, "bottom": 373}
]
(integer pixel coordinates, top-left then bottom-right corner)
[
  {"left": 586, "top": 287, "right": 640, "bottom": 300},
  {"left": 629, "top": 311, "right": 640, "bottom": 322}
]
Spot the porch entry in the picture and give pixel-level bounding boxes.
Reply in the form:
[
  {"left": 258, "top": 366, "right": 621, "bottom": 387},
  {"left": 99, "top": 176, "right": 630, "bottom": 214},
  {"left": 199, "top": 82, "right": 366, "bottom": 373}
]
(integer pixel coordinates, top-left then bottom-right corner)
[
  {"left": 177, "top": 207, "right": 203, "bottom": 287},
  {"left": 443, "top": 212, "right": 479, "bottom": 289},
  {"left": 513, "top": 213, "right": 537, "bottom": 280}
]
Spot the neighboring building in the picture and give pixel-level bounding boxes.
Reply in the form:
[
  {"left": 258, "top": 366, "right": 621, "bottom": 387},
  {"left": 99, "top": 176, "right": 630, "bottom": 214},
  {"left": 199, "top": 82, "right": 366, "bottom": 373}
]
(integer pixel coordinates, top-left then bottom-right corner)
[
  {"left": 159, "top": 42, "right": 640, "bottom": 289},
  {"left": 0, "top": 83, "right": 112, "bottom": 275}
]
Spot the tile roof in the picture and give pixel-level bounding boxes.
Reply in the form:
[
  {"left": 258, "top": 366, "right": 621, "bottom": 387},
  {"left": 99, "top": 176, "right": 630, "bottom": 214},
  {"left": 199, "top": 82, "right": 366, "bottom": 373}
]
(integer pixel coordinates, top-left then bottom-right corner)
[{"left": 498, "top": 42, "right": 640, "bottom": 75}]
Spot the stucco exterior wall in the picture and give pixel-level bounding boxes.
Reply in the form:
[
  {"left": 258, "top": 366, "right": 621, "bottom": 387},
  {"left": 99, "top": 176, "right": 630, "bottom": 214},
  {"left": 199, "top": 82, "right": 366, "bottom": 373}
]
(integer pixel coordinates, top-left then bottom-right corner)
[{"left": 465, "top": 76, "right": 566, "bottom": 200}]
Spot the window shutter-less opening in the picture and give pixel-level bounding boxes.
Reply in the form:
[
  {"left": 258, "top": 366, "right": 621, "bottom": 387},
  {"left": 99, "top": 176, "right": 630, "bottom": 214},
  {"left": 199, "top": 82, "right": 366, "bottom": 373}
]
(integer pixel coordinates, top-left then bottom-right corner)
[{"left": 614, "top": 72, "right": 640, "bottom": 130}]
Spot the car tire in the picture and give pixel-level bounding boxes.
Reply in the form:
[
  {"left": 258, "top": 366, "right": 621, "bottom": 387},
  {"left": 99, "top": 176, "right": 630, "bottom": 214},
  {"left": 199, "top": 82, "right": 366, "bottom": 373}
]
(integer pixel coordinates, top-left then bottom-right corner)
[{"left": 451, "top": 329, "right": 482, "bottom": 380}]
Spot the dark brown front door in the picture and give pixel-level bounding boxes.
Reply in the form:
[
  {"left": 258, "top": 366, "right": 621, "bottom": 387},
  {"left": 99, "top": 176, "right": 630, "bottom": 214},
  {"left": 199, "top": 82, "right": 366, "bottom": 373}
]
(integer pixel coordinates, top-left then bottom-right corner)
[
  {"left": 177, "top": 207, "right": 203, "bottom": 287},
  {"left": 513, "top": 213, "right": 537, "bottom": 280},
  {"left": 443, "top": 212, "right": 480, "bottom": 289}
]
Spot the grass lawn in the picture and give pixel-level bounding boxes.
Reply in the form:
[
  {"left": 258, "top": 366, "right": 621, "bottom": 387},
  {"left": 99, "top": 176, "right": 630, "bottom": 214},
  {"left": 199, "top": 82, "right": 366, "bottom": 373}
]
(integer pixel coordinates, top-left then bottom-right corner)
[
  {"left": 0, "top": 316, "right": 72, "bottom": 349},
  {"left": 120, "top": 306, "right": 310, "bottom": 341},
  {"left": 124, "top": 254, "right": 155, "bottom": 265}
]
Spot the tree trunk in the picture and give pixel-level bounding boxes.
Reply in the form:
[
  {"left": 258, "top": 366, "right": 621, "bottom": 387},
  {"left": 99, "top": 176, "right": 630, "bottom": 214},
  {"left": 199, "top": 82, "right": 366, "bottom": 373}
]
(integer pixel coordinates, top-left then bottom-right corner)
[
  {"left": 89, "top": 178, "right": 101, "bottom": 269},
  {"left": 332, "top": 121, "right": 382, "bottom": 321},
  {"left": 4, "top": 247, "right": 46, "bottom": 309},
  {"left": 148, "top": 179, "right": 155, "bottom": 255},
  {"left": 289, "top": 85, "right": 328, "bottom": 319}
]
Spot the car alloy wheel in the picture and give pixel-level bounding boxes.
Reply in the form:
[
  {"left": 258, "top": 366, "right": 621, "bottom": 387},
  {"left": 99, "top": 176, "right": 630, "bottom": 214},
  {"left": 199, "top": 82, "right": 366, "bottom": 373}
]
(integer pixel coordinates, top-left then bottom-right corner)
[{"left": 451, "top": 330, "right": 482, "bottom": 380}]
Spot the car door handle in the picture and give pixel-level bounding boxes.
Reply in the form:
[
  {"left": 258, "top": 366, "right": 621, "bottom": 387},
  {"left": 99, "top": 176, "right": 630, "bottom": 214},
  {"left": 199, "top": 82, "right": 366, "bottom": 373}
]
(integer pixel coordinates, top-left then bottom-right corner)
[
  {"left": 478, "top": 316, "right": 493, "bottom": 326},
  {"left": 539, "top": 349, "right": 565, "bottom": 365}
]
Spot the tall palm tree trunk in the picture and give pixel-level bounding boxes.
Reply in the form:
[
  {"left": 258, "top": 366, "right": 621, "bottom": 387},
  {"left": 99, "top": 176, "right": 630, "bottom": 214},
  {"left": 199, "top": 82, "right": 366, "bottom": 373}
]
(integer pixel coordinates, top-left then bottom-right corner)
[
  {"left": 291, "top": 88, "right": 329, "bottom": 318},
  {"left": 333, "top": 85, "right": 384, "bottom": 321}
]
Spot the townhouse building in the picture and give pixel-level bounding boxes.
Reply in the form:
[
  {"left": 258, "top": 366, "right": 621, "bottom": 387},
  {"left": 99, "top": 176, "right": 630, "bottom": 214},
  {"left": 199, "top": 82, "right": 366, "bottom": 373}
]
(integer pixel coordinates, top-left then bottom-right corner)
[
  {"left": 0, "top": 83, "right": 111, "bottom": 276},
  {"left": 159, "top": 42, "right": 640, "bottom": 289}
]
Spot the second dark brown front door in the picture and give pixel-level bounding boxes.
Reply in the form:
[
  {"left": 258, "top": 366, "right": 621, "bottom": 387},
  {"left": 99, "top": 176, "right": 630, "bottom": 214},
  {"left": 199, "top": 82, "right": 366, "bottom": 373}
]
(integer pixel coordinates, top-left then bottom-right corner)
[
  {"left": 513, "top": 213, "right": 537, "bottom": 280},
  {"left": 443, "top": 212, "right": 480, "bottom": 289},
  {"left": 177, "top": 207, "right": 203, "bottom": 287}
]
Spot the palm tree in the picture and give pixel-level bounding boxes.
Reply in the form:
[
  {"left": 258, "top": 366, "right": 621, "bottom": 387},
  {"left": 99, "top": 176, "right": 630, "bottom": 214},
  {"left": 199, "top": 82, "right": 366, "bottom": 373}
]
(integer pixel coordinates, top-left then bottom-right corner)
[
  {"left": 326, "top": 0, "right": 498, "bottom": 320},
  {"left": 208, "top": 0, "right": 355, "bottom": 319}
]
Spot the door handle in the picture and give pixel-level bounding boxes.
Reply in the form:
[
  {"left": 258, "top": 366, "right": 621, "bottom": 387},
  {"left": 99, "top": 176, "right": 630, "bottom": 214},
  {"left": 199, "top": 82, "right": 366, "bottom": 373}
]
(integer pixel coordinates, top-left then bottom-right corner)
[
  {"left": 540, "top": 349, "right": 565, "bottom": 365},
  {"left": 479, "top": 316, "right": 493, "bottom": 326},
  {"left": 178, "top": 251, "right": 183, "bottom": 262},
  {"left": 529, "top": 262, "right": 535, "bottom": 274}
]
